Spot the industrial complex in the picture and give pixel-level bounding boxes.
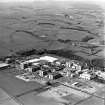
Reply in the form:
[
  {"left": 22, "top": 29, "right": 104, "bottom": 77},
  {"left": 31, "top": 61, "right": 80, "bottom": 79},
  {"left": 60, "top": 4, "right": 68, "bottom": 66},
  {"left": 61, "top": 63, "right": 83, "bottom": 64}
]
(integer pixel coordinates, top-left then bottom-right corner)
[{"left": 0, "top": 54, "right": 105, "bottom": 105}]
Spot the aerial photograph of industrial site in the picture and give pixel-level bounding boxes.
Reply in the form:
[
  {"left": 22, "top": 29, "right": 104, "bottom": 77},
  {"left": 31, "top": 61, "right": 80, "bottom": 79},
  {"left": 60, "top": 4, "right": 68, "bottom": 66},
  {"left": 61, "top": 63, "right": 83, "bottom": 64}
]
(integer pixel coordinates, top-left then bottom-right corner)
[{"left": 0, "top": 0, "right": 105, "bottom": 105}]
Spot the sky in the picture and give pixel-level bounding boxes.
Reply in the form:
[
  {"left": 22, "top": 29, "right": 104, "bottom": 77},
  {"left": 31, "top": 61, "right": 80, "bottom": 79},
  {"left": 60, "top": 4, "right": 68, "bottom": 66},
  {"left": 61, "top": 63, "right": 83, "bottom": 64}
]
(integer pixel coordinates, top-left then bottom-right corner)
[
  {"left": 0, "top": 0, "right": 104, "bottom": 4},
  {"left": 0, "top": 0, "right": 104, "bottom": 8},
  {"left": 0, "top": 0, "right": 104, "bottom": 2},
  {"left": 0, "top": 0, "right": 34, "bottom": 2}
]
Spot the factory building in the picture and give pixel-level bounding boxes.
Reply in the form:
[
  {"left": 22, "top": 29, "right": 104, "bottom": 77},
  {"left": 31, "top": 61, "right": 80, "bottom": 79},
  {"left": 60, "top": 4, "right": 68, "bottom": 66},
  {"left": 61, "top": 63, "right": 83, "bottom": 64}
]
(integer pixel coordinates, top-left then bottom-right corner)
[
  {"left": 80, "top": 72, "right": 91, "bottom": 80},
  {"left": 76, "top": 65, "right": 81, "bottom": 71},
  {"left": 54, "top": 66, "right": 64, "bottom": 72},
  {"left": 65, "top": 61, "right": 72, "bottom": 68},
  {"left": 39, "top": 69, "right": 51, "bottom": 77},
  {"left": 25, "top": 65, "right": 41, "bottom": 72},
  {"left": 48, "top": 72, "right": 63, "bottom": 80},
  {"left": 0, "top": 63, "right": 10, "bottom": 70},
  {"left": 17, "top": 56, "right": 58, "bottom": 70},
  {"left": 19, "top": 58, "right": 40, "bottom": 70},
  {"left": 54, "top": 60, "right": 61, "bottom": 66},
  {"left": 39, "top": 56, "right": 58, "bottom": 62},
  {"left": 95, "top": 71, "right": 105, "bottom": 80},
  {"left": 19, "top": 62, "right": 32, "bottom": 70}
]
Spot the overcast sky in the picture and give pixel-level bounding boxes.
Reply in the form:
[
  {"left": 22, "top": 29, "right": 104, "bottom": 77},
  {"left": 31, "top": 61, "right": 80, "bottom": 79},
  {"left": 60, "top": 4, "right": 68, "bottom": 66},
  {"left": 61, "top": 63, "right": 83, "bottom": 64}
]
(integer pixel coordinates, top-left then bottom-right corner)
[
  {"left": 0, "top": 0, "right": 104, "bottom": 8},
  {"left": 0, "top": 0, "right": 104, "bottom": 2},
  {"left": 0, "top": 0, "right": 34, "bottom": 2},
  {"left": 0, "top": 0, "right": 104, "bottom": 4}
]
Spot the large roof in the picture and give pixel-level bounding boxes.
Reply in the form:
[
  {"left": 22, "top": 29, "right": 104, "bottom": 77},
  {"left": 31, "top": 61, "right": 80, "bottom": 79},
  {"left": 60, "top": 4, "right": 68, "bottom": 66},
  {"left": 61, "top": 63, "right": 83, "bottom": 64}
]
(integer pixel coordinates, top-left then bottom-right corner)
[
  {"left": 40, "top": 56, "right": 58, "bottom": 62},
  {"left": 23, "top": 58, "right": 40, "bottom": 64},
  {"left": 22, "top": 56, "right": 58, "bottom": 64},
  {"left": 0, "top": 63, "right": 9, "bottom": 68}
]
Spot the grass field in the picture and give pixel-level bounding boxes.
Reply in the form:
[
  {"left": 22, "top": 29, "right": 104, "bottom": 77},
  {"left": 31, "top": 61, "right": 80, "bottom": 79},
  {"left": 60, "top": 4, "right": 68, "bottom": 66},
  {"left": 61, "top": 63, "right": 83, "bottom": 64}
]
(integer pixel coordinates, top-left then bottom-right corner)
[{"left": 0, "top": 1, "right": 104, "bottom": 60}]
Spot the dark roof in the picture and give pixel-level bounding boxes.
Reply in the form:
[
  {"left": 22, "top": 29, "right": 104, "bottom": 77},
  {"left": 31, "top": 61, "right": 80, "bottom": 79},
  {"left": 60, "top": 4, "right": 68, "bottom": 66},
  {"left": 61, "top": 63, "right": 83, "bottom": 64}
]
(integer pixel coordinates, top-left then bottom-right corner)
[{"left": 49, "top": 72, "right": 62, "bottom": 76}]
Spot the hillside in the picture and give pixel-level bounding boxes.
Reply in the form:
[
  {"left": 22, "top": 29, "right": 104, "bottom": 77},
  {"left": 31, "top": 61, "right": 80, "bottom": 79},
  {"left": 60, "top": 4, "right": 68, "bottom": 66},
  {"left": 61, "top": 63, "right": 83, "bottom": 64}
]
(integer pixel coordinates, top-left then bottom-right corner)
[{"left": 0, "top": 1, "right": 104, "bottom": 60}]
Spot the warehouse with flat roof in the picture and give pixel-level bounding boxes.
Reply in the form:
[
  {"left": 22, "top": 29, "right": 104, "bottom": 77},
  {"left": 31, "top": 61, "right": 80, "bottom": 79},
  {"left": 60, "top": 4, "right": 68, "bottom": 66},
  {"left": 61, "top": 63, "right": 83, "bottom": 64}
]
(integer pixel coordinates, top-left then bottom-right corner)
[{"left": 0, "top": 63, "right": 10, "bottom": 70}]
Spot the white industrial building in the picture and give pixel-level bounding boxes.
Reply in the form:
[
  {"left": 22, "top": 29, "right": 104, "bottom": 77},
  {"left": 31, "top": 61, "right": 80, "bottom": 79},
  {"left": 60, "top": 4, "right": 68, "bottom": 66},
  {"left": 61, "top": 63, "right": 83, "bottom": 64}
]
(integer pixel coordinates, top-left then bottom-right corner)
[
  {"left": 39, "top": 56, "right": 58, "bottom": 62},
  {"left": 0, "top": 63, "right": 10, "bottom": 70},
  {"left": 18, "top": 56, "right": 58, "bottom": 70},
  {"left": 80, "top": 72, "right": 91, "bottom": 80},
  {"left": 95, "top": 71, "right": 105, "bottom": 80},
  {"left": 65, "top": 61, "right": 72, "bottom": 67}
]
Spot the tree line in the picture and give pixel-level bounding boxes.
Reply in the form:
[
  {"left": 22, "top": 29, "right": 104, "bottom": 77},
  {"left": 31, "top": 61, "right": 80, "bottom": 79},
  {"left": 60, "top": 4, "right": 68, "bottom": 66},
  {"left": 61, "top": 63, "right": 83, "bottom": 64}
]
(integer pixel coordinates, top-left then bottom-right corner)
[{"left": 0, "top": 48, "right": 104, "bottom": 70}]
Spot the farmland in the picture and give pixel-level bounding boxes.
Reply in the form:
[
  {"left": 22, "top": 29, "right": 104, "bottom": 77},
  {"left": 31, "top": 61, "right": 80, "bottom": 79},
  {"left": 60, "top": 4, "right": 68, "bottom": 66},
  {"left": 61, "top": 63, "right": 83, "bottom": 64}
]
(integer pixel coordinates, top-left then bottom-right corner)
[{"left": 0, "top": 1, "right": 104, "bottom": 60}]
